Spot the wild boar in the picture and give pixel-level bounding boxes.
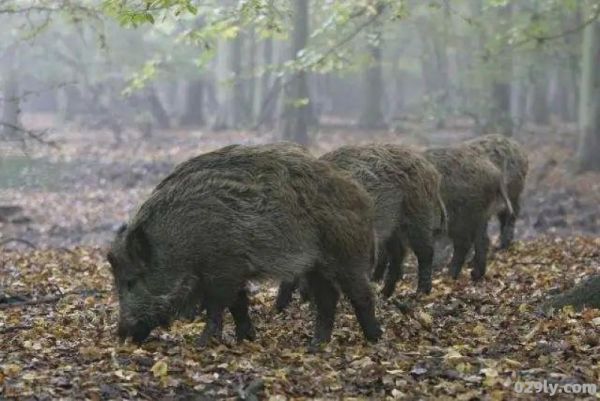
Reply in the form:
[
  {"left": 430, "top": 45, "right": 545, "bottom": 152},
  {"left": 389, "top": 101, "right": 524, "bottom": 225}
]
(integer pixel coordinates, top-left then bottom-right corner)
[
  {"left": 276, "top": 144, "right": 446, "bottom": 307},
  {"left": 107, "top": 143, "right": 381, "bottom": 347},
  {"left": 465, "top": 134, "right": 528, "bottom": 249},
  {"left": 424, "top": 146, "right": 514, "bottom": 280}
]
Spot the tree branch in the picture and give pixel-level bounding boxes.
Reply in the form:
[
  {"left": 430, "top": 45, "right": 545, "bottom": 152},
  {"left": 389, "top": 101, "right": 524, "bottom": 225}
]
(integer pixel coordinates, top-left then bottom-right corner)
[
  {"left": 0, "top": 238, "right": 37, "bottom": 249},
  {"left": 0, "top": 122, "right": 59, "bottom": 148},
  {"left": 0, "top": 289, "right": 111, "bottom": 310},
  {"left": 511, "top": 5, "right": 600, "bottom": 50},
  {"left": 254, "top": 3, "right": 387, "bottom": 129}
]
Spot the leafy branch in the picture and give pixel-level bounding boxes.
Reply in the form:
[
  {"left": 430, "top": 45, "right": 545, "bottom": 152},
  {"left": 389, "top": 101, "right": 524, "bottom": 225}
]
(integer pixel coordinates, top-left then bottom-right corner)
[
  {"left": 510, "top": 2, "right": 600, "bottom": 50},
  {"left": 254, "top": 2, "right": 388, "bottom": 129}
]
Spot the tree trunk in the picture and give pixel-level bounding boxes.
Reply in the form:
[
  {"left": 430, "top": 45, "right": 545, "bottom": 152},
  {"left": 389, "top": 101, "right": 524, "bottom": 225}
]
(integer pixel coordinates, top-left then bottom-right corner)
[
  {"left": 564, "top": 9, "right": 582, "bottom": 123},
  {"left": 486, "top": 4, "right": 513, "bottom": 136},
  {"left": 389, "top": 42, "right": 405, "bottom": 122},
  {"left": 491, "top": 81, "right": 512, "bottom": 135},
  {"left": 282, "top": 0, "right": 311, "bottom": 145},
  {"left": 577, "top": 6, "right": 600, "bottom": 172},
  {"left": 146, "top": 86, "right": 170, "bottom": 129},
  {"left": 258, "top": 37, "right": 276, "bottom": 128},
  {"left": 418, "top": 20, "right": 441, "bottom": 112},
  {"left": 430, "top": 8, "right": 451, "bottom": 128},
  {"left": 530, "top": 72, "right": 550, "bottom": 126},
  {"left": 246, "top": 27, "right": 257, "bottom": 124},
  {"left": 213, "top": 33, "right": 248, "bottom": 130},
  {"left": 544, "top": 275, "right": 600, "bottom": 311},
  {"left": 58, "top": 86, "right": 84, "bottom": 122},
  {"left": 510, "top": 77, "right": 525, "bottom": 128},
  {"left": 231, "top": 33, "right": 247, "bottom": 127},
  {"left": 1, "top": 69, "right": 20, "bottom": 140},
  {"left": 180, "top": 80, "right": 205, "bottom": 127},
  {"left": 358, "top": 29, "right": 386, "bottom": 129}
]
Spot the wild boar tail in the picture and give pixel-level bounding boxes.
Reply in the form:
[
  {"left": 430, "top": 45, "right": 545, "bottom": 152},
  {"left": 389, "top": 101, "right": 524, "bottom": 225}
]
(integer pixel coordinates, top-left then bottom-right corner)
[
  {"left": 437, "top": 191, "right": 448, "bottom": 235},
  {"left": 500, "top": 159, "right": 514, "bottom": 216}
]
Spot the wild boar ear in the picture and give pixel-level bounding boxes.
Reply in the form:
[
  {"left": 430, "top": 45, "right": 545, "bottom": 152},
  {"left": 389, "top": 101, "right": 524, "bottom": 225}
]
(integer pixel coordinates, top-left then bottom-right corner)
[
  {"left": 126, "top": 225, "right": 153, "bottom": 265},
  {"left": 117, "top": 223, "right": 128, "bottom": 235}
]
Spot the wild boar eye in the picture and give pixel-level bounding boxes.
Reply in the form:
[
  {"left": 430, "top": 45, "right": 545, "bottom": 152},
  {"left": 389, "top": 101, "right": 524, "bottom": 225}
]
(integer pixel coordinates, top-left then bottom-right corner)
[
  {"left": 107, "top": 253, "right": 117, "bottom": 268},
  {"left": 126, "top": 280, "right": 135, "bottom": 291}
]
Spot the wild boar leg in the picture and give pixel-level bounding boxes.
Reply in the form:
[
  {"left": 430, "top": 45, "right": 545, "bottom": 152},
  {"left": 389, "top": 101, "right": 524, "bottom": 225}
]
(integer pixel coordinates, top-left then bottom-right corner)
[
  {"left": 449, "top": 234, "right": 473, "bottom": 280},
  {"left": 498, "top": 199, "right": 519, "bottom": 249},
  {"left": 274, "top": 278, "right": 299, "bottom": 313},
  {"left": 229, "top": 288, "right": 256, "bottom": 342},
  {"left": 381, "top": 232, "right": 406, "bottom": 298},
  {"left": 408, "top": 223, "right": 435, "bottom": 294},
  {"left": 197, "top": 301, "right": 225, "bottom": 346},
  {"left": 371, "top": 253, "right": 389, "bottom": 282},
  {"left": 306, "top": 269, "right": 339, "bottom": 346},
  {"left": 337, "top": 264, "right": 382, "bottom": 343},
  {"left": 471, "top": 222, "right": 490, "bottom": 281}
]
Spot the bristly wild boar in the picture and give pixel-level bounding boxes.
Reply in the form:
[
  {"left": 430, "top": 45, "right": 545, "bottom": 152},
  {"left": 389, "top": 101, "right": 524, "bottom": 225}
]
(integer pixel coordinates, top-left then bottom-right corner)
[
  {"left": 465, "top": 134, "right": 528, "bottom": 249},
  {"left": 107, "top": 142, "right": 382, "bottom": 347},
  {"left": 315, "top": 145, "right": 445, "bottom": 298},
  {"left": 424, "top": 146, "right": 514, "bottom": 281}
]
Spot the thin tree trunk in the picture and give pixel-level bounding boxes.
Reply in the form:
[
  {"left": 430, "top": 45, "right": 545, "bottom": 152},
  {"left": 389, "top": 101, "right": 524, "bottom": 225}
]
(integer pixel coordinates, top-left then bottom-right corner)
[
  {"left": 531, "top": 71, "right": 550, "bottom": 126},
  {"left": 564, "top": 8, "right": 582, "bottom": 123},
  {"left": 213, "top": 38, "right": 232, "bottom": 130},
  {"left": 1, "top": 69, "right": 20, "bottom": 140},
  {"left": 487, "top": 4, "right": 513, "bottom": 135},
  {"left": 258, "top": 37, "right": 275, "bottom": 128},
  {"left": 180, "top": 80, "right": 205, "bottom": 127},
  {"left": 577, "top": 6, "right": 600, "bottom": 172},
  {"left": 58, "top": 86, "right": 83, "bottom": 122},
  {"left": 389, "top": 41, "right": 404, "bottom": 121},
  {"left": 550, "top": 68, "right": 571, "bottom": 123},
  {"left": 231, "top": 33, "right": 247, "bottom": 127},
  {"left": 282, "top": 0, "right": 311, "bottom": 145},
  {"left": 491, "top": 81, "right": 512, "bottom": 135},
  {"left": 358, "top": 29, "right": 386, "bottom": 129},
  {"left": 246, "top": 27, "right": 257, "bottom": 124},
  {"left": 146, "top": 86, "right": 170, "bottom": 129},
  {"left": 430, "top": 7, "right": 451, "bottom": 128}
]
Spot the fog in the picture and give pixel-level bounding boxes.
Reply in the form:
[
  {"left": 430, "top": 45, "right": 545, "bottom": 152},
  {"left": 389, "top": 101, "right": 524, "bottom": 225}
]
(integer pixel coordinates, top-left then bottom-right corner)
[{"left": 1, "top": 2, "right": 600, "bottom": 400}]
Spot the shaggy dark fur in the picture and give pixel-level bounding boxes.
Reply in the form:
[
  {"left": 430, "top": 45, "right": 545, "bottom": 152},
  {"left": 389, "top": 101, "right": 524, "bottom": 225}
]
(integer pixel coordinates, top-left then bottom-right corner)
[
  {"left": 424, "top": 145, "right": 513, "bottom": 281},
  {"left": 276, "top": 143, "right": 446, "bottom": 308},
  {"left": 108, "top": 142, "right": 381, "bottom": 347},
  {"left": 465, "top": 134, "right": 528, "bottom": 249}
]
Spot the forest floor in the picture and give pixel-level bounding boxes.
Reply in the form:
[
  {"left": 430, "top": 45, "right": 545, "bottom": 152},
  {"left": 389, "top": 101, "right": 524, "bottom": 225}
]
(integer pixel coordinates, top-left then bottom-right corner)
[
  {"left": 1, "top": 238, "right": 599, "bottom": 399},
  {"left": 1, "top": 117, "right": 600, "bottom": 399}
]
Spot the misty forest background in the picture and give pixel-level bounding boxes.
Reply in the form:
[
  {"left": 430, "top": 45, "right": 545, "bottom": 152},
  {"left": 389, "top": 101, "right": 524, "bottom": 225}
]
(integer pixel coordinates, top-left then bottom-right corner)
[
  {"left": 1, "top": 0, "right": 600, "bottom": 248},
  {"left": 1, "top": 1, "right": 600, "bottom": 400}
]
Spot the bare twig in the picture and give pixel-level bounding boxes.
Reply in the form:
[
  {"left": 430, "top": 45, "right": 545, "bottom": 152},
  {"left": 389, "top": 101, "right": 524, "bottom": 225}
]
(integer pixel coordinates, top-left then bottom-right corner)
[
  {"left": 0, "top": 122, "right": 58, "bottom": 148},
  {"left": 0, "top": 238, "right": 37, "bottom": 249},
  {"left": 0, "top": 325, "right": 33, "bottom": 334},
  {"left": 0, "top": 289, "right": 110, "bottom": 310},
  {"left": 0, "top": 294, "right": 63, "bottom": 309}
]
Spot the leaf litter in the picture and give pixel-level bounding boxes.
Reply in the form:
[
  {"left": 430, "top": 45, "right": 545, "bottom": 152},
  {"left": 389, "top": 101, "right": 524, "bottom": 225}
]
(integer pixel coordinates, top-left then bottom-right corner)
[{"left": 1, "top": 237, "right": 599, "bottom": 400}]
